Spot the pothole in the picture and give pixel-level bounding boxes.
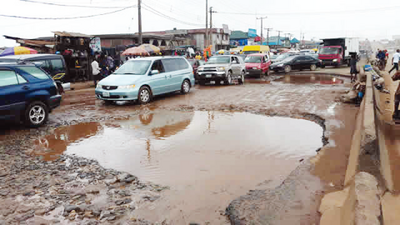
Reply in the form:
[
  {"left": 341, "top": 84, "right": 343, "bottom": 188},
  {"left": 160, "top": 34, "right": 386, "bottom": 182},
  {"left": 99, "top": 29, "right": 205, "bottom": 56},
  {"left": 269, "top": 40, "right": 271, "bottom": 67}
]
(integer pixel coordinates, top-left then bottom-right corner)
[{"left": 32, "top": 110, "right": 324, "bottom": 223}]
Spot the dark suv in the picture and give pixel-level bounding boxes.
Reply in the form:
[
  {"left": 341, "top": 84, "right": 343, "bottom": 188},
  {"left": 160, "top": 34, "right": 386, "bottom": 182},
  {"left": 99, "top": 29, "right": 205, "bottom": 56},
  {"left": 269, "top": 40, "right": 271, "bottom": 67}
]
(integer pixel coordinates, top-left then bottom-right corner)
[{"left": 0, "top": 62, "right": 62, "bottom": 127}]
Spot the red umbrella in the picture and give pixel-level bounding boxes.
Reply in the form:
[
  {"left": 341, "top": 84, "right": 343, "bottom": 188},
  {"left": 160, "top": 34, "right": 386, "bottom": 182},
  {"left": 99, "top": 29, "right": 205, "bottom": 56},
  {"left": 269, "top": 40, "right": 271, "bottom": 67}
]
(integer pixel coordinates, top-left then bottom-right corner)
[{"left": 122, "top": 47, "right": 149, "bottom": 56}]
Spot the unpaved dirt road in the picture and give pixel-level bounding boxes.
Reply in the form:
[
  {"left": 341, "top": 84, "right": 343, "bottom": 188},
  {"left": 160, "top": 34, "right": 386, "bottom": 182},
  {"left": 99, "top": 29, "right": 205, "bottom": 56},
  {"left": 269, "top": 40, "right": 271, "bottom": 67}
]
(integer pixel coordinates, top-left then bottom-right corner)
[{"left": 0, "top": 74, "right": 359, "bottom": 225}]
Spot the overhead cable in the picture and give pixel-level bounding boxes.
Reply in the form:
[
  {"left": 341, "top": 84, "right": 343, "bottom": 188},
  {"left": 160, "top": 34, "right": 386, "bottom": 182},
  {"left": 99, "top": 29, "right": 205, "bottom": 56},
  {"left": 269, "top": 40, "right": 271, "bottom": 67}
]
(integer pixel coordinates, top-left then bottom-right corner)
[
  {"left": 0, "top": 5, "right": 136, "bottom": 20},
  {"left": 142, "top": 3, "right": 203, "bottom": 27},
  {"left": 20, "top": 0, "right": 130, "bottom": 9}
]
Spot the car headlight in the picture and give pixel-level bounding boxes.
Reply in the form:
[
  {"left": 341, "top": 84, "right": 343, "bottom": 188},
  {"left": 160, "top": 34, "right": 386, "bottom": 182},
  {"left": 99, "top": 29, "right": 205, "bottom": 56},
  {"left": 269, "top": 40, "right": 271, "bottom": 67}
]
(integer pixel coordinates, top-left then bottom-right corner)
[
  {"left": 252, "top": 67, "right": 258, "bottom": 70},
  {"left": 277, "top": 64, "right": 284, "bottom": 67},
  {"left": 198, "top": 67, "right": 204, "bottom": 71},
  {"left": 333, "top": 59, "right": 338, "bottom": 62},
  {"left": 218, "top": 67, "right": 225, "bottom": 71},
  {"left": 118, "top": 85, "right": 136, "bottom": 89},
  {"left": 96, "top": 83, "right": 101, "bottom": 89}
]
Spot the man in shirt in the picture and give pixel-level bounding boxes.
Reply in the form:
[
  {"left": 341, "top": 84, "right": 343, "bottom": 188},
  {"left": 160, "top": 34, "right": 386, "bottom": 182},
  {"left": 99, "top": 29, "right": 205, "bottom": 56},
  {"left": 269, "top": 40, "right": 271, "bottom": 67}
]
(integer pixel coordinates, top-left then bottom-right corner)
[
  {"left": 389, "top": 49, "right": 400, "bottom": 74},
  {"left": 91, "top": 56, "right": 101, "bottom": 86}
]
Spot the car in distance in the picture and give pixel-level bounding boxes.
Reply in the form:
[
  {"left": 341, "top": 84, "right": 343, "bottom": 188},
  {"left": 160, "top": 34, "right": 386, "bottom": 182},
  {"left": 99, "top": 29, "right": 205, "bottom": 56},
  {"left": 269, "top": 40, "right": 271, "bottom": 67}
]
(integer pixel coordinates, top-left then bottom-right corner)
[
  {"left": 244, "top": 53, "right": 271, "bottom": 78},
  {"left": 197, "top": 55, "right": 245, "bottom": 85},
  {"left": 0, "top": 62, "right": 62, "bottom": 127},
  {"left": 95, "top": 56, "right": 195, "bottom": 104},
  {"left": 270, "top": 55, "right": 321, "bottom": 73},
  {"left": 187, "top": 59, "right": 204, "bottom": 83}
]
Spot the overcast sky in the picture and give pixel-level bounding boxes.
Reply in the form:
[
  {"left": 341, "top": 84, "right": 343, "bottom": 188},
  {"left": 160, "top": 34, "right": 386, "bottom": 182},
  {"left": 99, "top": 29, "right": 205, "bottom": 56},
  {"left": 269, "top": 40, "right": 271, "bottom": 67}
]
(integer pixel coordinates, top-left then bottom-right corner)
[{"left": 1, "top": 0, "right": 400, "bottom": 47}]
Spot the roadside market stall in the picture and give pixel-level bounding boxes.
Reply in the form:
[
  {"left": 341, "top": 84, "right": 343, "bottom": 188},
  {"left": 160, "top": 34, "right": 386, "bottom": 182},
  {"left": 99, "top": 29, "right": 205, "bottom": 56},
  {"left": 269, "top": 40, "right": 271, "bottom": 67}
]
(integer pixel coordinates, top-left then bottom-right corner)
[{"left": 121, "top": 47, "right": 150, "bottom": 56}]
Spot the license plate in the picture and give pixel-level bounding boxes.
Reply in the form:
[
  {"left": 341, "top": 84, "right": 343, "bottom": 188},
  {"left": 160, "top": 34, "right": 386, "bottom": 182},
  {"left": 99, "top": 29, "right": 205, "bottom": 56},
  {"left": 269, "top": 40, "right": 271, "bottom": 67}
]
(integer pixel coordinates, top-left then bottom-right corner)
[
  {"left": 210, "top": 81, "right": 215, "bottom": 84},
  {"left": 246, "top": 72, "right": 250, "bottom": 75},
  {"left": 206, "top": 74, "right": 212, "bottom": 78},
  {"left": 103, "top": 92, "right": 110, "bottom": 97}
]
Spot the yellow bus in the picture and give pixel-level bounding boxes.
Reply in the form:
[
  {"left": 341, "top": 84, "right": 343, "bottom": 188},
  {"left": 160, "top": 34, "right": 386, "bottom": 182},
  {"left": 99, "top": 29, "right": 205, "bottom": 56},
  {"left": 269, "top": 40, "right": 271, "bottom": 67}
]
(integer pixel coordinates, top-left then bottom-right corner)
[{"left": 242, "top": 45, "right": 270, "bottom": 55}]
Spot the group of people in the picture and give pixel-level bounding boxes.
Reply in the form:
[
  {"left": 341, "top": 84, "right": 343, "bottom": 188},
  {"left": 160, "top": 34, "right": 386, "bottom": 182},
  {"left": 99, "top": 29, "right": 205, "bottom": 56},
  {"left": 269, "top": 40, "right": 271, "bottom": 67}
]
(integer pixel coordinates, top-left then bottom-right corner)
[
  {"left": 91, "top": 53, "right": 116, "bottom": 86},
  {"left": 376, "top": 49, "right": 389, "bottom": 70}
]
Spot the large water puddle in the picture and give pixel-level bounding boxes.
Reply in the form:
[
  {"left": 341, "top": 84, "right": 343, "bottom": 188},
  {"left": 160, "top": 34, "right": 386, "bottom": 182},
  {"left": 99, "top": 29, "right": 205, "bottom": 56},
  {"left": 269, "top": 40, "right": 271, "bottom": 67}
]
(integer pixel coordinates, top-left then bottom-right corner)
[
  {"left": 275, "top": 74, "right": 344, "bottom": 85},
  {"left": 33, "top": 110, "right": 324, "bottom": 223}
]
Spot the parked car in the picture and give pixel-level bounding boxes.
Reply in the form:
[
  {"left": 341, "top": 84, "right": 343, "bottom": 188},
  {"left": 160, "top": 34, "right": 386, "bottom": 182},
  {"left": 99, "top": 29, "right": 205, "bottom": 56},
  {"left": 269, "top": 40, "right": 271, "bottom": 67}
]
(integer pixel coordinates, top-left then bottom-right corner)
[
  {"left": 244, "top": 54, "right": 271, "bottom": 78},
  {"left": 197, "top": 55, "right": 245, "bottom": 85},
  {"left": 187, "top": 59, "right": 204, "bottom": 82},
  {"left": 0, "top": 62, "right": 62, "bottom": 127},
  {"left": 0, "top": 54, "right": 68, "bottom": 92},
  {"left": 270, "top": 55, "right": 321, "bottom": 73},
  {"left": 95, "top": 56, "right": 195, "bottom": 104},
  {"left": 271, "top": 52, "right": 299, "bottom": 64},
  {"left": 0, "top": 54, "right": 68, "bottom": 80}
]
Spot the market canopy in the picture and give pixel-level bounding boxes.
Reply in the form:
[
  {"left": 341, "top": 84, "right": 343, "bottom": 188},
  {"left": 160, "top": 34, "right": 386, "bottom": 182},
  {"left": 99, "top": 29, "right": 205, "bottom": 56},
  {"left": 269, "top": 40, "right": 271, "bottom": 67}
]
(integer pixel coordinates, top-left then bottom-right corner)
[
  {"left": 290, "top": 38, "right": 300, "bottom": 44},
  {"left": 139, "top": 44, "right": 160, "bottom": 54},
  {"left": 0, "top": 46, "right": 37, "bottom": 56},
  {"left": 121, "top": 47, "right": 149, "bottom": 56}
]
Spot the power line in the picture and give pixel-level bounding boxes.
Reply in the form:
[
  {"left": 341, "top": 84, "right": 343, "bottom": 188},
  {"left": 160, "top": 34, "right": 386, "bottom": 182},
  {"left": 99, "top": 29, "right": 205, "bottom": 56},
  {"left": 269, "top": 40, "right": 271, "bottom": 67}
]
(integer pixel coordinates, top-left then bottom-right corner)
[
  {"left": 217, "top": 5, "right": 400, "bottom": 16},
  {"left": 141, "top": 3, "right": 202, "bottom": 27},
  {"left": 20, "top": 0, "right": 131, "bottom": 9},
  {"left": 0, "top": 5, "right": 136, "bottom": 20}
]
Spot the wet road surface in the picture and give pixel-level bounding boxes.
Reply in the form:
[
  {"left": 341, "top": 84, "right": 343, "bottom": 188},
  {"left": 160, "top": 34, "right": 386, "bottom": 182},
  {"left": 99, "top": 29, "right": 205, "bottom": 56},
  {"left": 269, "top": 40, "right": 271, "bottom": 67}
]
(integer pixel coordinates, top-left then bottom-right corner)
[
  {"left": 0, "top": 74, "right": 360, "bottom": 225},
  {"left": 32, "top": 110, "right": 323, "bottom": 224}
]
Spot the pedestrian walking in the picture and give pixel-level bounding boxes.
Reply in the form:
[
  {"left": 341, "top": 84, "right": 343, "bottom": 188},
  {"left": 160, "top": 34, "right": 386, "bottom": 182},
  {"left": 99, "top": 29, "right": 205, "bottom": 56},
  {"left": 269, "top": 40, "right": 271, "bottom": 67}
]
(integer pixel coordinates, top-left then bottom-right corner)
[
  {"left": 350, "top": 54, "right": 358, "bottom": 83},
  {"left": 389, "top": 49, "right": 400, "bottom": 74},
  {"left": 391, "top": 71, "right": 400, "bottom": 119},
  {"left": 99, "top": 53, "right": 109, "bottom": 78},
  {"left": 91, "top": 55, "right": 101, "bottom": 86}
]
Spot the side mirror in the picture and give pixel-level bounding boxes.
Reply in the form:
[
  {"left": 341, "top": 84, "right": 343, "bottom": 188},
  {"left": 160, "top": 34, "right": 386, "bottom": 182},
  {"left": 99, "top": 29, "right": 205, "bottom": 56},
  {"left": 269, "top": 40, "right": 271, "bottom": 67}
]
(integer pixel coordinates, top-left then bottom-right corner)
[{"left": 150, "top": 70, "right": 159, "bottom": 75}]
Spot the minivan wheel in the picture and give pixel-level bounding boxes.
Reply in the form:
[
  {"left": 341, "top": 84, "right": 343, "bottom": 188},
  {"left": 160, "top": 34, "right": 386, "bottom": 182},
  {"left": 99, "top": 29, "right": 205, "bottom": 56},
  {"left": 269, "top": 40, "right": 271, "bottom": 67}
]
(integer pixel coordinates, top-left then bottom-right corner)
[
  {"left": 225, "top": 71, "right": 232, "bottom": 85},
  {"left": 239, "top": 71, "right": 245, "bottom": 85},
  {"left": 310, "top": 64, "right": 317, "bottom": 71},
  {"left": 138, "top": 86, "right": 152, "bottom": 104},
  {"left": 181, "top": 80, "right": 191, "bottom": 94},
  {"left": 25, "top": 101, "right": 48, "bottom": 128},
  {"left": 284, "top": 65, "right": 291, "bottom": 73}
]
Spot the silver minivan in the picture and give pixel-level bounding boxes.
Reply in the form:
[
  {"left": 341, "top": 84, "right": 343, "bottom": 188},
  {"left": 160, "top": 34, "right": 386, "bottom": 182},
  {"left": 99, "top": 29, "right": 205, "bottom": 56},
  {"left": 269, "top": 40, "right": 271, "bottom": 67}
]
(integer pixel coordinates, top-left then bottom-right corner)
[{"left": 95, "top": 56, "right": 195, "bottom": 104}]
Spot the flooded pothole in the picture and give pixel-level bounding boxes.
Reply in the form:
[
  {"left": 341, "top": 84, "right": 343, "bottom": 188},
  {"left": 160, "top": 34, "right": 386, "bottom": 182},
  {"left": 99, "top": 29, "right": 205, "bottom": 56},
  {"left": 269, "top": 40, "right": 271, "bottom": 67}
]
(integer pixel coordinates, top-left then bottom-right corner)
[
  {"left": 274, "top": 74, "right": 345, "bottom": 85},
  {"left": 33, "top": 110, "right": 324, "bottom": 223}
]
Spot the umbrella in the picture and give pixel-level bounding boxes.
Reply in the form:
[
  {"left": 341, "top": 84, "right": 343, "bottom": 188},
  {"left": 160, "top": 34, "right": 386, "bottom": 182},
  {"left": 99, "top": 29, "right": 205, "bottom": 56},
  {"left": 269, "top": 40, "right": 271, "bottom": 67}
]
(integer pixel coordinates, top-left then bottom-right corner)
[
  {"left": 139, "top": 44, "right": 160, "bottom": 54},
  {"left": 121, "top": 47, "right": 149, "bottom": 56},
  {"left": 0, "top": 46, "right": 38, "bottom": 56}
]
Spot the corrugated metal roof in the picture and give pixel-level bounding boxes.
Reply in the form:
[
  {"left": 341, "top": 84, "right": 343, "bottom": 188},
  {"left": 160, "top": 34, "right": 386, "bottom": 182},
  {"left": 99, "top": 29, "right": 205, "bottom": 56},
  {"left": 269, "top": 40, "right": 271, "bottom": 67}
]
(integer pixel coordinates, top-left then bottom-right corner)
[
  {"left": 52, "top": 31, "right": 93, "bottom": 38},
  {"left": 230, "top": 31, "right": 248, "bottom": 40}
]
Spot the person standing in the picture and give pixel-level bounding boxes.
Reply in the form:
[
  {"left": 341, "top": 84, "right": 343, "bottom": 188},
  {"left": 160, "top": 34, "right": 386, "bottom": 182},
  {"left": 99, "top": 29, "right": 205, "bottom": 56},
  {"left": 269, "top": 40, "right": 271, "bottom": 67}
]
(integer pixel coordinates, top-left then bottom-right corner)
[
  {"left": 350, "top": 54, "right": 358, "bottom": 83},
  {"left": 91, "top": 56, "right": 101, "bottom": 86},
  {"left": 389, "top": 49, "right": 400, "bottom": 74},
  {"left": 391, "top": 71, "right": 400, "bottom": 119}
]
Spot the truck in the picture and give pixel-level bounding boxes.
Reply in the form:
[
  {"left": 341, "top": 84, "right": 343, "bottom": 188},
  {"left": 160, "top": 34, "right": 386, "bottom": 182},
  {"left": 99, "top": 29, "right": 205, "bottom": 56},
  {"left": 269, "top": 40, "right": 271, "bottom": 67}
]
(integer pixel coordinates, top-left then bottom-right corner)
[
  {"left": 242, "top": 45, "right": 270, "bottom": 55},
  {"left": 319, "top": 38, "right": 359, "bottom": 68}
]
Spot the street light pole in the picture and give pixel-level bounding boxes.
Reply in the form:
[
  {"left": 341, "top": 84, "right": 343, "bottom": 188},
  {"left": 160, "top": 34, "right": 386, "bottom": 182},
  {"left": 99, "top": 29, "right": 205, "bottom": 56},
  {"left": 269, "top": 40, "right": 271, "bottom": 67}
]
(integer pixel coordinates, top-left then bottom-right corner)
[
  {"left": 256, "top": 16, "right": 267, "bottom": 44},
  {"left": 264, "top": 28, "right": 273, "bottom": 46},
  {"left": 209, "top": 7, "right": 217, "bottom": 49},
  {"left": 205, "top": 0, "right": 208, "bottom": 48},
  {"left": 138, "top": 0, "right": 142, "bottom": 45}
]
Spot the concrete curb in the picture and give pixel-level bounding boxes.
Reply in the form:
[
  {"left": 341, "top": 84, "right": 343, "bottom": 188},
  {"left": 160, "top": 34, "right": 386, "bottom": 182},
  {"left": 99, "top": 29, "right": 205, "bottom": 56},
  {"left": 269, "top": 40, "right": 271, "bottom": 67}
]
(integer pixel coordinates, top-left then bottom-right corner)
[{"left": 319, "top": 66, "right": 381, "bottom": 225}]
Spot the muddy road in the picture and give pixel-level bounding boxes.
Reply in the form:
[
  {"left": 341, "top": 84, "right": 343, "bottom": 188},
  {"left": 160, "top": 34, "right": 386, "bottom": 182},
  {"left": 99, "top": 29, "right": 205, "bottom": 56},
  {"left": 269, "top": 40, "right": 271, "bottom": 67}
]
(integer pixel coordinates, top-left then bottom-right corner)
[{"left": 0, "top": 74, "right": 359, "bottom": 225}]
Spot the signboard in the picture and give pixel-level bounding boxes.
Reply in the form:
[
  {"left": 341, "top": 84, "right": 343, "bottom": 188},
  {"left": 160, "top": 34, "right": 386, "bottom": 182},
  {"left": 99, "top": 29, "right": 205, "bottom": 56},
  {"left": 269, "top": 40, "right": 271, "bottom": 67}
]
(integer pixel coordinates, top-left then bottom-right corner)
[
  {"left": 248, "top": 28, "right": 257, "bottom": 38},
  {"left": 90, "top": 37, "right": 101, "bottom": 52},
  {"left": 222, "top": 24, "right": 229, "bottom": 34}
]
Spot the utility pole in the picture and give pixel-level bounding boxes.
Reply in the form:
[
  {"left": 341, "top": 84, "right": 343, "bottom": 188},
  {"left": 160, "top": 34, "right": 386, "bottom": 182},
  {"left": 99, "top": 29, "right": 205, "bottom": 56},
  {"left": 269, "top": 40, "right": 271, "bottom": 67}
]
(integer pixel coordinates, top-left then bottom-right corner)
[
  {"left": 209, "top": 7, "right": 217, "bottom": 48},
  {"left": 256, "top": 16, "right": 267, "bottom": 44},
  {"left": 264, "top": 28, "right": 273, "bottom": 46},
  {"left": 276, "top": 30, "right": 282, "bottom": 47},
  {"left": 138, "top": 0, "right": 142, "bottom": 45},
  {"left": 205, "top": 0, "right": 208, "bottom": 48},
  {"left": 285, "top": 33, "right": 290, "bottom": 47}
]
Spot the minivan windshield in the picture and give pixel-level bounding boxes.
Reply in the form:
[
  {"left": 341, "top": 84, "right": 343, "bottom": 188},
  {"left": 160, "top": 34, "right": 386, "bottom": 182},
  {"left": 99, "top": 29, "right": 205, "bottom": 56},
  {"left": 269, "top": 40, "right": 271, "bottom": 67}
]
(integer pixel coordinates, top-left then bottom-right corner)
[
  {"left": 245, "top": 56, "right": 262, "bottom": 63},
  {"left": 113, "top": 60, "right": 151, "bottom": 75},
  {"left": 320, "top": 47, "right": 339, "bottom": 55},
  {"left": 206, "top": 56, "right": 230, "bottom": 64}
]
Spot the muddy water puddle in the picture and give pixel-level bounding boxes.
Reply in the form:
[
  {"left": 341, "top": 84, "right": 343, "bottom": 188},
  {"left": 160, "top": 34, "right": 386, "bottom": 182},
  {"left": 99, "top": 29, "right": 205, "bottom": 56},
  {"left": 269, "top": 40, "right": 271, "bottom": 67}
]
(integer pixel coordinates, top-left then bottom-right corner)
[
  {"left": 33, "top": 110, "right": 323, "bottom": 224},
  {"left": 274, "top": 74, "right": 345, "bottom": 85}
]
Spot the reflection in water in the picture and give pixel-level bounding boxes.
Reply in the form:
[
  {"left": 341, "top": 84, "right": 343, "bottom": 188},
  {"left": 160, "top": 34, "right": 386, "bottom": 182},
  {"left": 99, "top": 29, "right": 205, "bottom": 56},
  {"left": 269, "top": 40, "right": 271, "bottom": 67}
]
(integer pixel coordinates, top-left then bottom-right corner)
[
  {"left": 33, "top": 122, "right": 101, "bottom": 161},
  {"left": 277, "top": 74, "right": 344, "bottom": 85},
  {"left": 33, "top": 111, "right": 323, "bottom": 224}
]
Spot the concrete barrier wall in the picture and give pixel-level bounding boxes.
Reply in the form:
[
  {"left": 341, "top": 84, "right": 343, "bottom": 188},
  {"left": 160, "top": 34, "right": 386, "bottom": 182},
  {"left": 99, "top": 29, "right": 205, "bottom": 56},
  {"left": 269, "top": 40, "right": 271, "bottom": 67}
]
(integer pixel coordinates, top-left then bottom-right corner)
[{"left": 320, "top": 68, "right": 381, "bottom": 225}]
